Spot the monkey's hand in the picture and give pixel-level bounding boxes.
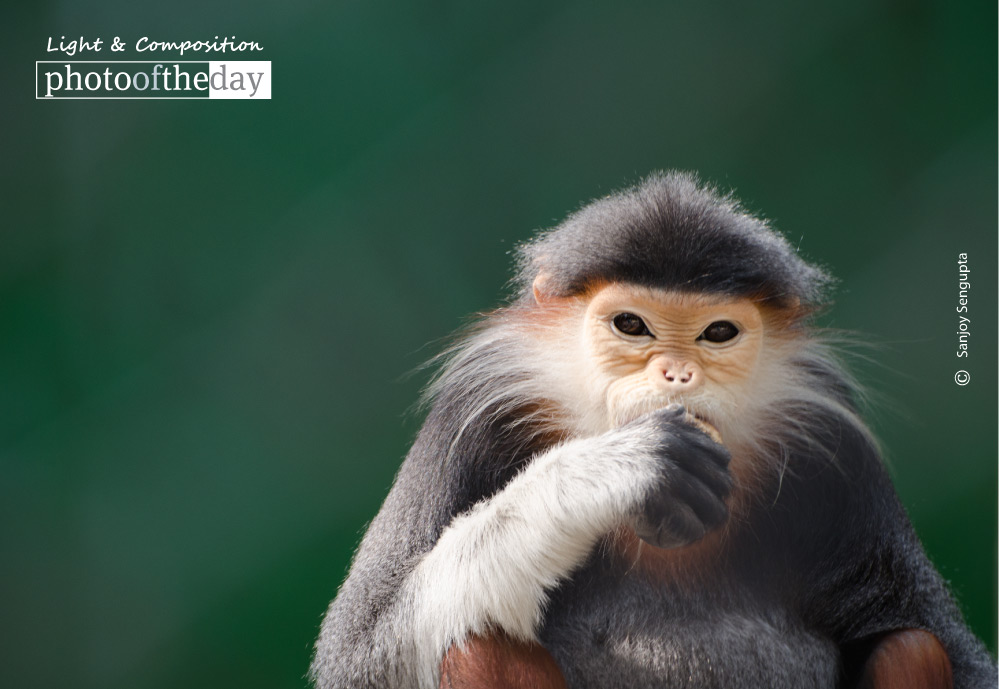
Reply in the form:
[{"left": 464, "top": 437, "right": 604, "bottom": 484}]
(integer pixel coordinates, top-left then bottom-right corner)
[
  {"left": 627, "top": 405, "right": 733, "bottom": 549},
  {"left": 406, "top": 405, "right": 730, "bottom": 687}
]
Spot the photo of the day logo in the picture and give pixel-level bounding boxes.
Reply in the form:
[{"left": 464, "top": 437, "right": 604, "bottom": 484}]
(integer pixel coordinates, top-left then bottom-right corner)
[{"left": 36, "top": 61, "right": 271, "bottom": 99}]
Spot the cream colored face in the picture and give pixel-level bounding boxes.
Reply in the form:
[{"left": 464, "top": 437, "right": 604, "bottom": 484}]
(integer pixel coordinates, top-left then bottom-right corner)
[{"left": 581, "top": 283, "right": 766, "bottom": 434}]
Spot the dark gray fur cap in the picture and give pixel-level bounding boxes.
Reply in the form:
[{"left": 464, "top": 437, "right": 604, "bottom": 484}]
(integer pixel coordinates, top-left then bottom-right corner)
[{"left": 514, "top": 171, "right": 831, "bottom": 308}]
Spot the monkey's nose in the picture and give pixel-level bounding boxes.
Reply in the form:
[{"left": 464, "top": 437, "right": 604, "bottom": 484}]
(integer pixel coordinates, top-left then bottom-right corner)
[
  {"left": 658, "top": 359, "right": 700, "bottom": 389},
  {"left": 664, "top": 368, "right": 694, "bottom": 384}
]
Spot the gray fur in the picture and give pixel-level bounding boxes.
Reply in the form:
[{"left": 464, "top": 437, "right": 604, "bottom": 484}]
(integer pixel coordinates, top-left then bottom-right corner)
[
  {"left": 311, "top": 173, "right": 996, "bottom": 688},
  {"left": 514, "top": 170, "right": 831, "bottom": 307}
]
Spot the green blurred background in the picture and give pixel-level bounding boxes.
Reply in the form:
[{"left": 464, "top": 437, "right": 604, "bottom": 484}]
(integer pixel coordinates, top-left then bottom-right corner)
[{"left": 3, "top": 1, "right": 996, "bottom": 687}]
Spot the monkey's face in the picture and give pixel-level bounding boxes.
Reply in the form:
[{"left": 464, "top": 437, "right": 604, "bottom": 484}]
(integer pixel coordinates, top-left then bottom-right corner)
[{"left": 580, "top": 284, "right": 766, "bottom": 440}]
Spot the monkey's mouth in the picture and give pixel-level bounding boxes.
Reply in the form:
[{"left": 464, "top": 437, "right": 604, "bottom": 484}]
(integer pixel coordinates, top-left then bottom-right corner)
[
  {"left": 687, "top": 410, "right": 723, "bottom": 444},
  {"left": 614, "top": 398, "right": 721, "bottom": 441},
  {"left": 687, "top": 407, "right": 714, "bottom": 428}
]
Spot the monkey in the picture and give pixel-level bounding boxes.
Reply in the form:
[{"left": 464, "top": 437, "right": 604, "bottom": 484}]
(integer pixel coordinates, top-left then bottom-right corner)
[{"left": 310, "top": 171, "right": 996, "bottom": 689}]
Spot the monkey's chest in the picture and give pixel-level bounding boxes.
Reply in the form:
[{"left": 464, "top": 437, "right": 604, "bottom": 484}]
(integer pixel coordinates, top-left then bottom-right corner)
[{"left": 540, "top": 585, "right": 839, "bottom": 689}]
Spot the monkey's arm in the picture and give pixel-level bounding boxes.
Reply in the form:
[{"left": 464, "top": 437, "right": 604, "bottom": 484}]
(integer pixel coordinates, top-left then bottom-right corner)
[
  {"left": 830, "top": 511, "right": 996, "bottom": 689},
  {"left": 311, "top": 408, "right": 729, "bottom": 689},
  {"left": 787, "top": 428, "right": 996, "bottom": 689}
]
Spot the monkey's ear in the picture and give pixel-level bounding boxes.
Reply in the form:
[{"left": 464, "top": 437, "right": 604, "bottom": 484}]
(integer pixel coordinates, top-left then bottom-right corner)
[
  {"left": 778, "top": 295, "right": 808, "bottom": 319},
  {"left": 532, "top": 273, "right": 553, "bottom": 304}
]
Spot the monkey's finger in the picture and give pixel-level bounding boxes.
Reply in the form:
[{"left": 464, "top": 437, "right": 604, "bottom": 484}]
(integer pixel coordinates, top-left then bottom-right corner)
[
  {"left": 650, "top": 503, "right": 709, "bottom": 548},
  {"left": 678, "top": 457, "right": 733, "bottom": 501},
  {"left": 680, "top": 436, "right": 733, "bottom": 491},
  {"left": 687, "top": 428, "right": 731, "bottom": 466},
  {"left": 668, "top": 472, "right": 730, "bottom": 528},
  {"left": 667, "top": 428, "right": 732, "bottom": 480},
  {"left": 654, "top": 403, "right": 687, "bottom": 423}
]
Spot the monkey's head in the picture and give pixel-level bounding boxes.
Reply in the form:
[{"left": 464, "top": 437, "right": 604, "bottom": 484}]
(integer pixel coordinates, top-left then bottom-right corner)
[
  {"left": 433, "top": 171, "right": 857, "bottom": 487},
  {"left": 510, "top": 172, "right": 842, "bottom": 462}
]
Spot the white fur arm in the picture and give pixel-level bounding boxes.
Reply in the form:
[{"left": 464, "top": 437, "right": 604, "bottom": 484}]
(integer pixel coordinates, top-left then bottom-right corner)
[{"left": 406, "top": 427, "right": 662, "bottom": 687}]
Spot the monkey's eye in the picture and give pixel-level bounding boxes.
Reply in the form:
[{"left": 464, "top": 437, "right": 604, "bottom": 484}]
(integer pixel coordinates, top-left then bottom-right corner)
[
  {"left": 612, "top": 313, "right": 652, "bottom": 337},
  {"left": 698, "top": 321, "right": 740, "bottom": 343}
]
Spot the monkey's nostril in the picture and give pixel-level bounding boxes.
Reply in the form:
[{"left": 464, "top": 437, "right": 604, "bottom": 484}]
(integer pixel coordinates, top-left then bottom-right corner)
[{"left": 664, "top": 369, "right": 694, "bottom": 385}]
